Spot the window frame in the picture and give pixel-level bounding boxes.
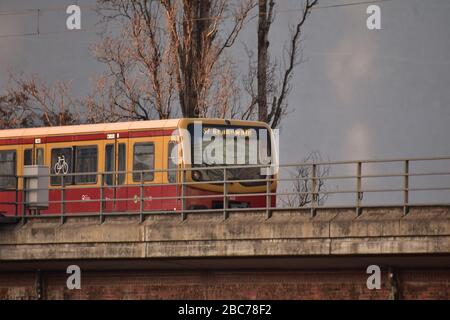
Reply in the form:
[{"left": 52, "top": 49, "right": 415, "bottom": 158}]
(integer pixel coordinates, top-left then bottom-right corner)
[
  {"left": 133, "top": 142, "right": 155, "bottom": 182},
  {"left": 0, "top": 149, "right": 17, "bottom": 190},
  {"left": 24, "top": 148, "right": 44, "bottom": 166},
  {"left": 117, "top": 143, "right": 126, "bottom": 185},
  {"left": 167, "top": 141, "right": 178, "bottom": 184},
  {"left": 50, "top": 145, "right": 99, "bottom": 186},
  {"left": 74, "top": 145, "right": 98, "bottom": 185},
  {"left": 105, "top": 143, "right": 126, "bottom": 186},
  {"left": 50, "top": 147, "right": 74, "bottom": 186},
  {"left": 105, "top": 144, "right": 115, "bottom": 186}
]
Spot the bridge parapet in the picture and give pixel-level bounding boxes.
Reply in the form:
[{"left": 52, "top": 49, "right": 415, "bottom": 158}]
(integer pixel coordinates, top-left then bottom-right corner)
[{"left": 1, "top": 206, "right": 449, "bottom": 262}]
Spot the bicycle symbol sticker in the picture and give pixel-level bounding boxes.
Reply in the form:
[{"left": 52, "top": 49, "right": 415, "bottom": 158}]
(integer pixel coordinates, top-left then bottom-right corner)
[{"left": 54, "top": 155, "right": 69, "bottom": 175}]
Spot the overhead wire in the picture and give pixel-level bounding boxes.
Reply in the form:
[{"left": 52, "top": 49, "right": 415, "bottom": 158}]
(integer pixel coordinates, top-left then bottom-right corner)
[{"left": 0, "top": 0, "right": 393, "bottom": 39}]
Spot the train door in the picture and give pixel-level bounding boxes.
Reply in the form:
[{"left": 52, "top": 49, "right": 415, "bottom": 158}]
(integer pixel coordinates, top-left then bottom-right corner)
[
  {"left": 104, "top": 136, "right": 127, "bottom": 213},
  {"left": 0, "top": 147, "right": 18, "bottom": 216},
  {"left": 54, "top": 144, "right": 100, "bottom": 214},
  {"left": 162, "top": 137, "right": 180, "bottom": 211},
  {"left": 127, "top": 137, "right": 163, "bottom": 212}
]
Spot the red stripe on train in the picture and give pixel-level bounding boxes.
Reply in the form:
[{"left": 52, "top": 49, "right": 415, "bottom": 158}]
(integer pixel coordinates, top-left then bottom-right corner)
[{"left": 0, "top": 129, "right": 174, "bottom": 145}]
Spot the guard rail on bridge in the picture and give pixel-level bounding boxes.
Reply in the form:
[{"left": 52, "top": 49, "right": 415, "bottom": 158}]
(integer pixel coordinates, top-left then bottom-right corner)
[{"left": 1, "top": 156, "right": 450, "bottom": 223}]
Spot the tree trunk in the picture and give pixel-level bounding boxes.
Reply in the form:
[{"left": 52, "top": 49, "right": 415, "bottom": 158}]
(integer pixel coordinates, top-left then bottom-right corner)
[
  {"left": 257, "top": 0, "right": 269, "bottom": 123},
  {"left": 180, "top": 0, "right": 212, "bottom": 118}
]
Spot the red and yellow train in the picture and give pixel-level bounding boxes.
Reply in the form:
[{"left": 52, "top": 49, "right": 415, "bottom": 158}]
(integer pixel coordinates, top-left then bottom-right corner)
[{"left": 0, "top": 118, "right": 277, "bottom": 216}]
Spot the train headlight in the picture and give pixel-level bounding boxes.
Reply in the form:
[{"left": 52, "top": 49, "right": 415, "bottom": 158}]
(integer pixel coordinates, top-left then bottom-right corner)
[{"left": 192, "top": 170, "right": 202, "bottom": 181}]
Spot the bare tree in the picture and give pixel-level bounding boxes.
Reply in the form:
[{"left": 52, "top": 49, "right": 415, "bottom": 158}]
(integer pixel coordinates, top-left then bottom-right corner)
[
  {"left": 0, "top": 75, "right": 80, "bottom": 129},
  {"left": 94, "top": 1, "right": 176, "bottom": 120},
  {"left": 161, "top": 0, "right": 255, "bottom": 117},
  {"left": 282, "top": 151, "right": 330, "bottom": 208},
  {"left": 82, "top": 75, "right": 126, "bottom": 123},
  {"left": 4, "top": 0, "right": 316, "bottom": 129},
  {"left": 239, "top": 1, "right": 328, "bottom": 206},
  {"left": 244, "top": 0, "right": 318, "bottom": 128},
  {"left": 95, "top": 0, "right": 255, "bottom": 120},
  {"left": 206, "top": 55, "right": 242, "bottom": 119},
  {"left": 0, "top": 91, "right": 35, "bottom": 129}
]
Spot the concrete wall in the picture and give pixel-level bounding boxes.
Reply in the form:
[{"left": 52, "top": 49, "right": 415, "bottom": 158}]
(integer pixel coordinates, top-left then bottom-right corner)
[{"left": 1, "top": 206, "right": 450, "bottom": 261}]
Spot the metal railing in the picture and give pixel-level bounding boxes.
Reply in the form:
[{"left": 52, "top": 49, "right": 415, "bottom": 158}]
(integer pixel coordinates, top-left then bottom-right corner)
[{"left": 1, "top": 156, "right": 450, "bottom": 223}]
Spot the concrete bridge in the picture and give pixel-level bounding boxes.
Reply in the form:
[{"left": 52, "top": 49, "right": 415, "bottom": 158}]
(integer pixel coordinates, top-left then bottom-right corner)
[{"left": 1, "top": 206, "right": 450, "bottom": 299}]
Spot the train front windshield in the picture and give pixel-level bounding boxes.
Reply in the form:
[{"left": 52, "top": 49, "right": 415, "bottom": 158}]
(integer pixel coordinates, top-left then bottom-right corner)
[{"left": 188, "top": 123, "right": 272, "bottom": 186}]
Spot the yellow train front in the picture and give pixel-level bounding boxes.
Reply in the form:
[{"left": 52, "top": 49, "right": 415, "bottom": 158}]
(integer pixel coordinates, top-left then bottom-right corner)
[{"left": 0, "top": 118, "right": 277, "bottom": 216}]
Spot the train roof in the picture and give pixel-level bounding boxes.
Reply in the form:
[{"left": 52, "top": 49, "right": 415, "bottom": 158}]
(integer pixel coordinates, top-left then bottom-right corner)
[
  {"left": 0, "top": 119, "right": 181, "bottom": 139},
  {"left": 0, "top": 118, "right": 271, "bottom": 142}
]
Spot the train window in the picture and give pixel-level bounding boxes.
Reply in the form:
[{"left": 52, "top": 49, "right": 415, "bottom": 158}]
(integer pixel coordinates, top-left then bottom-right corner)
[
  {"left": 105, "top": 143, "right": 126, "bottom": 185},
  {"left": 24, "top": 149, "right": 32, "bottom": 166},
  {"left": 51, "top": 148, "right": 73, "bottom": 186},
  {"left": 74, "top": 146, "right": 98, "bottom": 184},
  {"left": 37, "top": 148, "right": 44, "bottom": 165},
  {"left": 133, "top": 142, "right": 154, "bottom": 182},
  {"left": 105, "top": 144, "right": 114, "bottom": 185},
  {"left": 0, "top": 150, "right": 16, "bottom": 189},
  {"left": 24, "top": 148, "right": 44, "bottom": 166},
  {"left": 167, "top": 141, "right": 178, "bottom": 183},
  {"left": 118, "top": 143, "right": 126, "bottom": 185}
]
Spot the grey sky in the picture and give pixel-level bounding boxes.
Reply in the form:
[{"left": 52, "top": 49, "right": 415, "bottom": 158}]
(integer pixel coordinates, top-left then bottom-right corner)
[{"left": 0, "top": 0, "right": 449, "bottom": 165}]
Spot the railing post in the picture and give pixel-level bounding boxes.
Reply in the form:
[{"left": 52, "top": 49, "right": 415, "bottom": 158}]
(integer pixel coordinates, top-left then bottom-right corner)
[
  {"left": 356, "top": 161, "right": 362, "bottom": 216},
  {"left": 266, "top": 172, "right": 271, "bottom": 219},
  {"left": 181, "top": 169, "right": 186, "bottom": 221},
  {"left": 139, "top": 172, "right": 144, "bottom": 223},
  {"left": 223, "top": 167, "right": 228, "bottom": 220},
  {"left": 310, "top": 164, "right": 317, "bottom": 217},
  {"left": 21, "top": 176, "right": 26, "bottom": 225},
  {"left": 404, "top": 160, "right": 409, "bottom": 215},
  {"left": 15, "top": 176, "right": 19, "bottom": 217},
  {"left": 99, "top": 173, "right": 104, "bottom": 224},
  {"left": 60, "top": 176, "right": 65, "bottom": 225}
]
